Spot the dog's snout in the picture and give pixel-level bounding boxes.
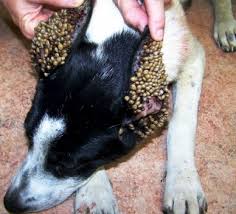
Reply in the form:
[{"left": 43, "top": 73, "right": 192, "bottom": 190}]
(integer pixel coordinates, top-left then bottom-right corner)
[
  {"left": 4, "top": 170, "right": 35, "bottom": 213},
  {"left": 4, "top": 189, "right": 31, "bottom": 213}
]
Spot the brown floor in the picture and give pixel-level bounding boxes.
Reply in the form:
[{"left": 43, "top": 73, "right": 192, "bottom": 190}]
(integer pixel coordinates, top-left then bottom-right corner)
[{"left": 0, "top": 0, "right": 236, "bottom": 214}]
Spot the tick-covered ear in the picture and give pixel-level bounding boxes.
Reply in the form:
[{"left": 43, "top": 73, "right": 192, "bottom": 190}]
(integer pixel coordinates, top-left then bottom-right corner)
[
  {"left": 30, "top": 0, "right": 93, "bottom": 78},
  {"left": 123, "top": 29, "right": 170, "bottom": 139}
]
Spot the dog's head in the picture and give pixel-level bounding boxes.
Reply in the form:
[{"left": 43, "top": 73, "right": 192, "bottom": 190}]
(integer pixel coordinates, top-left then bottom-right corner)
[{"left": 4, "top": 31, "right": 143, "bottom": 212}]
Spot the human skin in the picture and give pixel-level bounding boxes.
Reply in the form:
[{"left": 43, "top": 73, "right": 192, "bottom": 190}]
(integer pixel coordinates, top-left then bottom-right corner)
[
  {"left": 114, "top": 0, "right": 170, "bottom": 40},
  {"left": 2, "top": 0, "right": 169, "bottom": 41},
  {"left": 2, "top": 0, "right": 84, "bottom": 39}
]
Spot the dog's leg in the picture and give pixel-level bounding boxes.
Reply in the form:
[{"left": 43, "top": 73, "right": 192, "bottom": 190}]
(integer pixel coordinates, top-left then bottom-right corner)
[
  {"left": 163, "top": 39, "right": 207, "bottom": 214},
  {"left": 74, "top": 168, "right": 119, "bottom": 214},
  {"left": 212, "top": 0, "right": 236, "bottom": 52}
]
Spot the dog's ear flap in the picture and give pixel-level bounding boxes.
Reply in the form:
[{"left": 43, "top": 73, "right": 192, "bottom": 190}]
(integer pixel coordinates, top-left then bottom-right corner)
[
  {"left": 70, "top": 0, "right": 93, "bottom": 49},
  {"left": 126, "top": 27, "right": 164, "bottom": 119},
  {"left": 31, "top": 0, "right": 93, "bottom": 78},
  {"left": 130, "top": 27, "right": 149, "bottom": 75}
]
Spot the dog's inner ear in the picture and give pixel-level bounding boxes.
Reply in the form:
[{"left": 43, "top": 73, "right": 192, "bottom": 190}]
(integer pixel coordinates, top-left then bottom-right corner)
[{"left": 135, "top": 97, "right": 162, "bottom": 119}]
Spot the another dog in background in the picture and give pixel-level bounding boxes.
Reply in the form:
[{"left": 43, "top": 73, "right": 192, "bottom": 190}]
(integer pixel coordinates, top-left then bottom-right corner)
[{"left": 181, "top": 0, "right": 236, "bottom": 52}]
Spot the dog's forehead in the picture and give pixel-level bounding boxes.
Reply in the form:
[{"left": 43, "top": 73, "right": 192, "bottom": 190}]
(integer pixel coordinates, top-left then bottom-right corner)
[{"left": 33, "top": 114, "right": 66, "bottom": 146}]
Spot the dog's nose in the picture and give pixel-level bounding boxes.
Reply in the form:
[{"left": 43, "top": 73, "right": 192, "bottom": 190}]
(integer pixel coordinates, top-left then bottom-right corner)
[{"left": 4, "top": 190, "right": 29, "bottom": 213}]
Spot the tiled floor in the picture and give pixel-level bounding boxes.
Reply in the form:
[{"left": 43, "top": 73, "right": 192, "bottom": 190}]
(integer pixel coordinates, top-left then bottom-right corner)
[{"left": 0, "top": 0, "right": 235, "bottom": 213}]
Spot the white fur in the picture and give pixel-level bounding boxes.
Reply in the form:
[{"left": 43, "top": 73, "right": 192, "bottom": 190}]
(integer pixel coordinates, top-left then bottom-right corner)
[
  {"left": 13, "top": 114, "right": 65, "bottom": 186},
  {"left": 163, "top": 40, "right": 207, "bottom": 213},
  {"left": 33, "top": 114, "right": 65, "bottom": 146},
  {"left": 30, "top": 114, "right": 65, "bottom": 165},
  {"left": 86, "top": 0, "right": 137, "bottom": 44},
  {"left": 162, "top": 1, "right": 190, "bottom": 82},
  {"left": 75, "top": 169, "right": 119, "bottom": 214},
  {"left": 7, "top": 115, "right": 88, "bottom": 212}
]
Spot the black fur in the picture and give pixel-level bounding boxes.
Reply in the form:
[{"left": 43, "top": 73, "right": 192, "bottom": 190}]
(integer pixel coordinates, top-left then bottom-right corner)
[
  {"left": 25, "top": 31, "right": 143, "bottom": 179},
  {"left": 180, "top": 0, "right": 192, "bottom": 10}
]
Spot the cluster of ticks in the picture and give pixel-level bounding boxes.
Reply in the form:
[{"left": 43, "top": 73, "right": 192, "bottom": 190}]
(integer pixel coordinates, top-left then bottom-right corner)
[
  {"left": 123, "top": 38, "right": 169, "bottom": 139},
  {"left": 30, "top": 8, "right": 85, "bottom": 77}
]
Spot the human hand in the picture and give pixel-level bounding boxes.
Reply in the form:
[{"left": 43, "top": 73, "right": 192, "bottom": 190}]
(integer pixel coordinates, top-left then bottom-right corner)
[
  {"left": 2, "top": 0, "right": 84, "bottom": 39},
  {"left": 114, "top": 0, "right": 170, "bottom": 41}
]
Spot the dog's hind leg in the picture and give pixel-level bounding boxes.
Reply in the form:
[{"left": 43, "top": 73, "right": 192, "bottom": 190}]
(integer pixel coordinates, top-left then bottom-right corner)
[
  {"left": 163, "top": 38, "right": 207, "bottom": 214},
  {"left": 74, "top": 168, "right": 119, "bottom": 214},
  {"left": 212, "top": 0, "right": 236, "bottom": 52}
]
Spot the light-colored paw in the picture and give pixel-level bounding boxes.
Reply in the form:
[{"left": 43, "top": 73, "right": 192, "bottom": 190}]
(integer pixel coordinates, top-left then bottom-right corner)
[
  {"left": 214, "top": 18, "right": 236, "bottom": 52},
  {"left": 163, "top": 167, "right": 207, "bottom": 214},
  {"left": 74, "top": 170, "right": 119, "bottom": 214}
]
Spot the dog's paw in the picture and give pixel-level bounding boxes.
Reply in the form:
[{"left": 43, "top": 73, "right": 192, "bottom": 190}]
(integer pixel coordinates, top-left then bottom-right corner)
[
  {"left": 214, "top": 18, "right": 236, "bottom": 52},
  {"left": 74, "top": 170, "right": 119, "bottom": 214},
  {"left": 163, "top": 168, "right": 207, "bottom": 214}
]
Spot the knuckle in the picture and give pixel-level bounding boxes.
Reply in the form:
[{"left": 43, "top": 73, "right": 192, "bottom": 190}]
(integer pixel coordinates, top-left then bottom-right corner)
[{"left": 20, "top": 16, "right": 33, "bottom": 39}]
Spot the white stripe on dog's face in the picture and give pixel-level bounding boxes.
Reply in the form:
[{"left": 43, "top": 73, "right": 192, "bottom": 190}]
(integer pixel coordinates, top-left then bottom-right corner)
[
  {"left": 13, "top": 114, "right": 66, "bottom": 187},
  {"left": 4, "top": 114, "right": 86, "bottom": 213},
  {"left": 30, "top": 114, "right": 65, "bottom": 166},
  {"left": 33, "top": 114, "right": 65, "bottom": 146}
]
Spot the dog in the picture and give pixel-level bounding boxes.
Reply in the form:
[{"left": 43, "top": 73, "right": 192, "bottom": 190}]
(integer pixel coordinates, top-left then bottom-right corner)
[
  {"left": 4, "top": 0, "right": 207, "bottom": 213},
  {"left": 181, "top": 0, "right": 236, "bottom": 52}
]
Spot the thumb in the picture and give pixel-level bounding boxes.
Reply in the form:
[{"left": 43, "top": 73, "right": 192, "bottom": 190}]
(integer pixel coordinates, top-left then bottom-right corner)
[
  {"left": 116, "top": 0, "right": 148, "bottom": 32},
  {"left": 29, "top": 0, "right": 84, "bottom": 8},
  {"left": 20, "top": 11, "right": 52, "bottom": 39}
]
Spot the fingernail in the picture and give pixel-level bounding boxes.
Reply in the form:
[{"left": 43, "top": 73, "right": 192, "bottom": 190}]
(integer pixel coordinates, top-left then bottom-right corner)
[
  {"left": 154, "top": 29, "right": 164, "bottom": 41},
  {"left": 70, "top": 0, "right": 84, "bottom": 7},
  {"left": 138, "top": 23, "right": 146, "bottom": 32}
]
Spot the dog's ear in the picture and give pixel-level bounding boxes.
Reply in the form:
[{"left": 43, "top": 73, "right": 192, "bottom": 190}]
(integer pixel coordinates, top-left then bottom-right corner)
[
  {"left": 121, "top": 27, "right": 169, "bottom": 139},
  {"left": 31, "top": 0, "right": 93, "bottom": 78},
  {"left": 124, "top": 28, "right": 162, "bottom": 119},
  {"left": 70, "top": 0, "right": 93, "bottom": 50}
]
